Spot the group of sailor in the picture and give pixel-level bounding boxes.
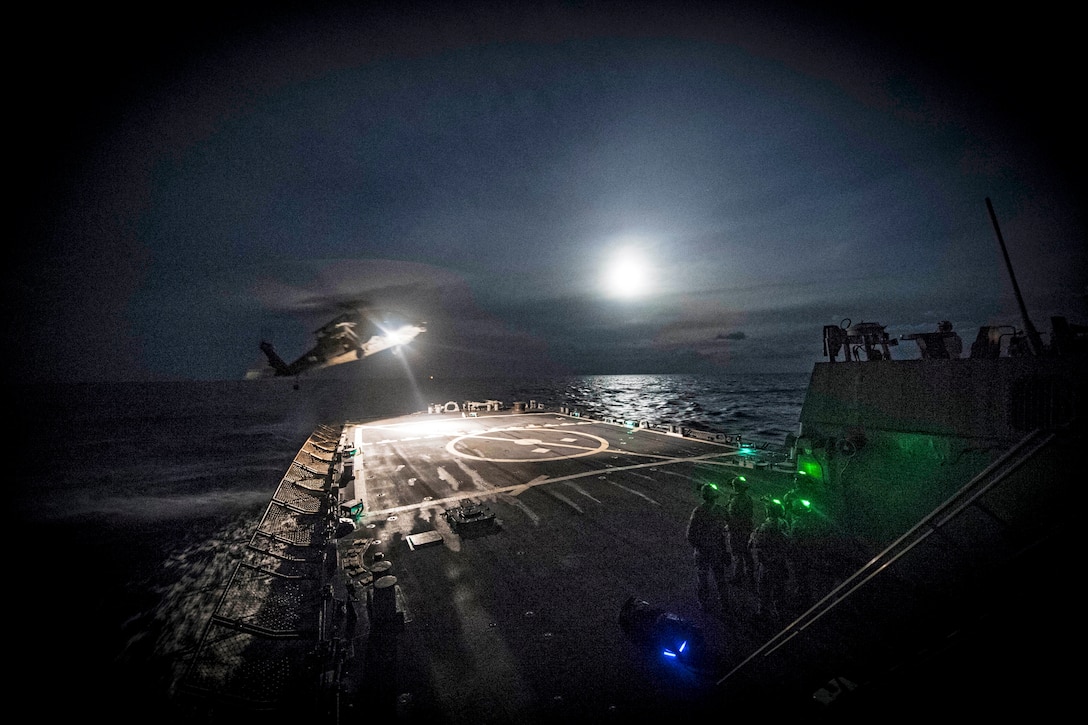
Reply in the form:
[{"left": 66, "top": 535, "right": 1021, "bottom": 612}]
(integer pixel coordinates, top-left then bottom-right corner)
[{"left": 686, "top": 474, "right": 838, "bottom": 624}]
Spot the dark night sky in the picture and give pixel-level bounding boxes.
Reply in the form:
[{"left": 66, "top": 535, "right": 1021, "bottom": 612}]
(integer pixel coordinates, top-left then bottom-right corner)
[{"left": 9, "top": 2, "right": 1085, "bottom": 382}]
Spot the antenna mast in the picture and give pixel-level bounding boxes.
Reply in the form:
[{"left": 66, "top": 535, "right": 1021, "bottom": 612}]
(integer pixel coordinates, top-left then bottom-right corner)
[{"left": 985, "top": 197, "right": 1044, "bottom": 355}]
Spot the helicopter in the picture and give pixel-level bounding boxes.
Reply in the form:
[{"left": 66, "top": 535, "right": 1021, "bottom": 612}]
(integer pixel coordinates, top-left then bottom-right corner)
[{"left": 253, "top": 304, "right": 425, "bottom": 380}]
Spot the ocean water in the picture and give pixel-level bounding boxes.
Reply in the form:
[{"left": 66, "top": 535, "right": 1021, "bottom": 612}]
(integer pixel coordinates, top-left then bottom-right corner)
[{"left": 10, "top": 372, "right": 807, "bottom": 718}]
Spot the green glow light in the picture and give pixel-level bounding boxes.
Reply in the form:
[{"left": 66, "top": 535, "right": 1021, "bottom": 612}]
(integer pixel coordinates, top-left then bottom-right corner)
[{"left": 796, "top": 455, "right": 823, "bottom": 482}]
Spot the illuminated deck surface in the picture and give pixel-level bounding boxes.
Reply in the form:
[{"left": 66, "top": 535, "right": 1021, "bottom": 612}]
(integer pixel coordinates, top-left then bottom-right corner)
[{"left": 338, "top": 410, "right": 791, "bottom": 723}]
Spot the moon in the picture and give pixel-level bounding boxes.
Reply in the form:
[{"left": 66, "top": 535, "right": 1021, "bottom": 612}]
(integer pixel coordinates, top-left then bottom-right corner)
[{"left": 603, "top": 248, "right": 652, "bottom": 299}]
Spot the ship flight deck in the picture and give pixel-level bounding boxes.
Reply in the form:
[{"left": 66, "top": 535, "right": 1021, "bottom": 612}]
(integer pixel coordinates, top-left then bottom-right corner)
[{"left": 335, "top": 408, "right": 790, "bottom": 723}]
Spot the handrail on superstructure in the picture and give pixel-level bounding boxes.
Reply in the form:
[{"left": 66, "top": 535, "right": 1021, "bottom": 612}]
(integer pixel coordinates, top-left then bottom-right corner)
[{"left": 716, "top": 426, "right": 1056, "bottom": 687}]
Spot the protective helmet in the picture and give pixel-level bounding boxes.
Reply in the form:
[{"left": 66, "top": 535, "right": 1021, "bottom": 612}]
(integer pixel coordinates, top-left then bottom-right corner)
[{"left": 763, "top": 497, "right": 786, "bottom": 519}]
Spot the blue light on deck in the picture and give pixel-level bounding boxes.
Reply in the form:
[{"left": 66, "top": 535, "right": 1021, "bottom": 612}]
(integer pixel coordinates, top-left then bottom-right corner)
[
  {"left": 662, "top": 640, "right": 688, "bottom": 659},
  {"left": 620, "top": 596, "right": 704, "bottom": 672}
]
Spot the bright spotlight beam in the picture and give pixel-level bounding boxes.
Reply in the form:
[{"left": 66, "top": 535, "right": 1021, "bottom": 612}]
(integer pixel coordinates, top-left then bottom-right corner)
[
  {"left": 386, "top": 323, "right": 426, "bottom": 347},
  {"left": 360, "top": 322, "right": 426, "bottom": 357}
]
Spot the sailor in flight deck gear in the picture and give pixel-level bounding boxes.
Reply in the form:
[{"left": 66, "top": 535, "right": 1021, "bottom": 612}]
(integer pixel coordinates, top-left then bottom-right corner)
[
  {"left": 749, "top": 497, "right": 791, "bottom": 622},
  {"left": 784, "top": 476, "right": 837, "bottom": 608},
  {"left": 725, "top": 476, "right": 755, "bottom": 586},
  {"left": 687, "top": 483, "right": 731, "bottom": 614}
]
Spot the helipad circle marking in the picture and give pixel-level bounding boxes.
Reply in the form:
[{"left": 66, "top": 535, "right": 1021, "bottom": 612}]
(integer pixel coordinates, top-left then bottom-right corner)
[{"left": 446, "top": 427, "right": 609, "bottom": 462}]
